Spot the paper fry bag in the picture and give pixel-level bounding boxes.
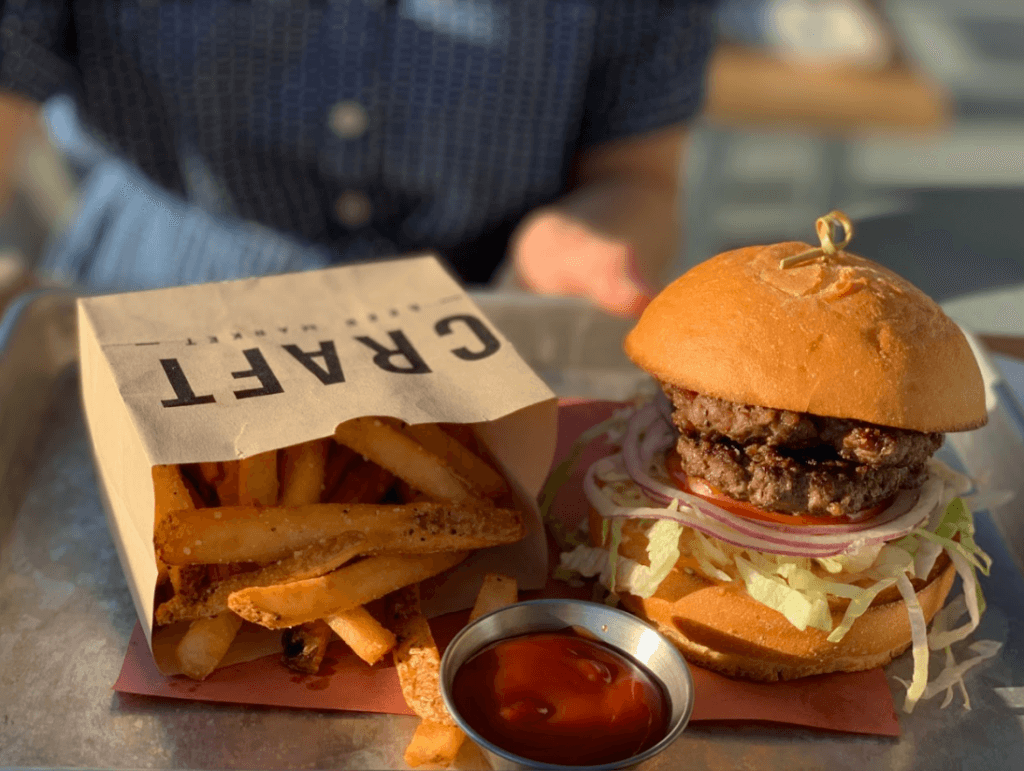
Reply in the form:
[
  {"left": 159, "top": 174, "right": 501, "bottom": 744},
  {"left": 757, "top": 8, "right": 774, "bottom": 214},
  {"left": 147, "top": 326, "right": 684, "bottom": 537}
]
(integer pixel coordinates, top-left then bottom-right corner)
[{"left": 77, "top": 255, "right": 557, "bottom": 665}]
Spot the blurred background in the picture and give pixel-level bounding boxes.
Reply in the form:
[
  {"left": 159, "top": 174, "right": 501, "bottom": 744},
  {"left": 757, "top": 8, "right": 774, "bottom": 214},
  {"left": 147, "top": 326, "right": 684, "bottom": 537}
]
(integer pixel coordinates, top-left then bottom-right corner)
[
  {"left": 1, "top": 0, "right": 1022, "bottom": 330},
  {"left": 681, "top": 0, "right": 1024, "bottom": 314}
]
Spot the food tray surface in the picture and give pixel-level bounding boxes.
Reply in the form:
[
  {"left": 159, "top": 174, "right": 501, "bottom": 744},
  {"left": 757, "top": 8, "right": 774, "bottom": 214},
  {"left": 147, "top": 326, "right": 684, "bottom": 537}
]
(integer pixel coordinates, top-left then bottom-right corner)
[{"left": 1, "top": 290, "right": 1023, "bottom": 769}]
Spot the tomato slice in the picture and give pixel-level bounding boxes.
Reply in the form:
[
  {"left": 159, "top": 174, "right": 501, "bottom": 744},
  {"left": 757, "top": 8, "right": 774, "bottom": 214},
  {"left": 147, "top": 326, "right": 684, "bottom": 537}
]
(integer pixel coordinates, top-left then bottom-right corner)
[{"left": 664, "top": 451, "right": 887, "bottom": 527}]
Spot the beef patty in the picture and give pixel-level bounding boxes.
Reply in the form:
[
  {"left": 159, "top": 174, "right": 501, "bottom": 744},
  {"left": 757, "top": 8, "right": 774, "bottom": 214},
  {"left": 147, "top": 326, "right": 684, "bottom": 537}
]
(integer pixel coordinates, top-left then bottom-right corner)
[{"left": 663, "top": 385, "right": 943, "bottom": 517}]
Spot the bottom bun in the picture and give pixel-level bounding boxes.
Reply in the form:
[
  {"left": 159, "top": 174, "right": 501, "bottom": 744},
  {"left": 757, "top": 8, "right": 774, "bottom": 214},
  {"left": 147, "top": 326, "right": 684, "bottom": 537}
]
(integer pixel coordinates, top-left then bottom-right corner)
[{"left": 589, "top": 509, "right": 956, "bottom": 681}]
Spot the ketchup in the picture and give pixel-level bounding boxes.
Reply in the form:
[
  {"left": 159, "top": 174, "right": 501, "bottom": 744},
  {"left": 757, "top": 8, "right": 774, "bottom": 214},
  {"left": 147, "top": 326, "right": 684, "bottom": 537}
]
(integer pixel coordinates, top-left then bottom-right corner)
[{"left": 451, "top": 629, "right": 670, "bottom": 766}]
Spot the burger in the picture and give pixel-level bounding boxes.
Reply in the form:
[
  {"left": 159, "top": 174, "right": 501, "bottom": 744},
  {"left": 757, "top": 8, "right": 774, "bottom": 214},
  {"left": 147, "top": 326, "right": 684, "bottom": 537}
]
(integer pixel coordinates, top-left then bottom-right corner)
[{"left": 560, "top": 213, "right": 993, "bottom": 711}]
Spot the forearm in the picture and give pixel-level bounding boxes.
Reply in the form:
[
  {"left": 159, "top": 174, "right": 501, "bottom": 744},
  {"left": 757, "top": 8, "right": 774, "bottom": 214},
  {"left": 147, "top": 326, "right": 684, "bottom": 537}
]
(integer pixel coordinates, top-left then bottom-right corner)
[
  {"left": 34, "top": 98, "right": 393, "bottom": 291},
  {"left": 541, "top": 179, "right": 681, "bottom": 288},
  {"left": 508, "top": 125, "right": 687, "bottom": 316}
]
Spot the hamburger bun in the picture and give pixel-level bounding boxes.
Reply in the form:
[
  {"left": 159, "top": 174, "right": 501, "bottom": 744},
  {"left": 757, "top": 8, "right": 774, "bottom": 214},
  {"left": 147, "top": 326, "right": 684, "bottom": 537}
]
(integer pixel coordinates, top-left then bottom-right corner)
[
  {"left": 589, "top": 509, "right": 957, "bottom": 681},
  {"left": 581, "top": 214, "right": 988, "bottom": 691},
  {"left": 625, "top": 240, "right": 986, "bottom": 433}
]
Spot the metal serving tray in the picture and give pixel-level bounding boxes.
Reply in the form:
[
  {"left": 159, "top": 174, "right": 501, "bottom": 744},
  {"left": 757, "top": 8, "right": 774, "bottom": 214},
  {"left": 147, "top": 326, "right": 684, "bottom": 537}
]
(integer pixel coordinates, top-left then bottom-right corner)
[{"left": 1, "top": 289, "right": 1023, "bottom": 769}]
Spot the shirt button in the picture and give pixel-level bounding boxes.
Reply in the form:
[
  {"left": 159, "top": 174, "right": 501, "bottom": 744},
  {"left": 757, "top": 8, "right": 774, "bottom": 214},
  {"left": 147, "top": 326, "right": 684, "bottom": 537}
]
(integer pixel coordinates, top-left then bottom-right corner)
[
  {"left": 328, "top": 101, "right": 368, "bottom": 139},
  {"left": 334, "top": 190, "right": 372, "bottom": 227}
]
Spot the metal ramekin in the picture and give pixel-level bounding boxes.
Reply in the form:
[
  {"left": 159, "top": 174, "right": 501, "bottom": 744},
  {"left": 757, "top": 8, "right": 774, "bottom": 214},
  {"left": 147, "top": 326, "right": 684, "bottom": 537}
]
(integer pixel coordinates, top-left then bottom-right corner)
[{"left": 439, "top": 598, "right": 695, "bottom": 770}]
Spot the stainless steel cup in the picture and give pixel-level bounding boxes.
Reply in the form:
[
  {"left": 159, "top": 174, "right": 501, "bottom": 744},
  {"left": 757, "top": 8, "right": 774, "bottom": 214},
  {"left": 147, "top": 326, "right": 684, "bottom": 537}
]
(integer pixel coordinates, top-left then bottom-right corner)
[{"left": 439, "top": 598, "right": 695, "bottom": 770}]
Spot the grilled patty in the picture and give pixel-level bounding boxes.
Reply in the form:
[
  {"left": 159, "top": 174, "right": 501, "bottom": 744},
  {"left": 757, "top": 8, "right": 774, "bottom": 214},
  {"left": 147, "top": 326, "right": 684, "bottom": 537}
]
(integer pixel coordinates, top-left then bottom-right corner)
[{"left": 663, "top": 385, "right": 943, "bottom": 516}]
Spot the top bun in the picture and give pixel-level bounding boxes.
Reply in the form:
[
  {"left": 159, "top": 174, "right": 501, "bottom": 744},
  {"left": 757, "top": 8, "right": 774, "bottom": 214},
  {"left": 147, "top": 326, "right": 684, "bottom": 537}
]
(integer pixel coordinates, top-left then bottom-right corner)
[{"left": 625, "top": 240, "right": 987, "bottom": 432}]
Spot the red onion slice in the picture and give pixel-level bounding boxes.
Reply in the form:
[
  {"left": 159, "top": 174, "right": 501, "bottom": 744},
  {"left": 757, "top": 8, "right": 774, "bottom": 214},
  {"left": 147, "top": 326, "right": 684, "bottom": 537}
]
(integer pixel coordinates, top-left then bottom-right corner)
[{"left": 584, "top": 456, "right": 845, "bottom": 557}]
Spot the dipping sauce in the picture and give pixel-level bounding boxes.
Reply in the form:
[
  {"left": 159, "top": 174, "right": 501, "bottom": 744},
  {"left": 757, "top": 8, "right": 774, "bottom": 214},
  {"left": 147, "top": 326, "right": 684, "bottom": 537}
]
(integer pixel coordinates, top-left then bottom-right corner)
[{"left": 450, "top": 629, "right": 670, "bottom": 766}]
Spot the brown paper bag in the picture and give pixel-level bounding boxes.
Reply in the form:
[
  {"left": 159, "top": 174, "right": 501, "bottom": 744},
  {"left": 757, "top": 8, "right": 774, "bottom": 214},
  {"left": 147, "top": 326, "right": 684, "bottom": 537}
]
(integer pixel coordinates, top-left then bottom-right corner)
[{"left": 77, "top": 254, "right": 557, "bottom": 669}]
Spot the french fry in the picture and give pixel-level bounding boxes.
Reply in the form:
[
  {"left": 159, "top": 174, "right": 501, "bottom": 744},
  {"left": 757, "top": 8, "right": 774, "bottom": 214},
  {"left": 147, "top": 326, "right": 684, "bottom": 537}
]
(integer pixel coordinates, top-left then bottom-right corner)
[
  {"left": 387, "top": 585, "right": 468, "bottom": 767},
  {"left": 238, "top": 449, "right": 279, "bottom": 505},
  {"left": 280, "top": 439, "right": 329, "bottom": 506},
  {"left": 155, "top": 532, "right": 367, "bottom": 625},
  {"left": 469, "top": 573, "right": 518, "bottom": 621},
  {"left": 152, "top": 415, "right": 525, "bottom": 698},
  {"left": 322, "top": 443, "right": 359, "bottom": 500},
  {"left": 156, "top": 501, "right": 524, "bottom": 565},
  {"left": 153, "top": 465, "right": 195, "bottom": 522},
  {"left": 227, "top": 551, "right": 469, "bottom": 629},
  {"left": 404, "top": 721, "right": 467, "bottom": 768},
  {"left": 439, "top": 422, "right": 480, "bottom": 453},
  {"left": 174, "top": 610, "right": 244, "bottom": 680},
  {"left": 334, "top": 417, "right": 479, "bottom": 503},
  {"left": 388, "top": 585, "right": 456, "bottom": 726},
  {"left": 395, "top": 478, "right": 431, "bottom": 504},
  {"left": 325, "top": 606, "right": 396, "bottom": 665},
  {"left": 281, "top": 620, "right": 332, "bottom": 674},
  {"left": 404, "top": 422, "right": 508, "bottom": 499},
  {"left": 179, "top": 464, "right": 220, "bottom": 507},
  {"left": 216, "top": 461, "right": 241, "bottom": 506},
  {"left": 328, "top": 457, "right": 395, "bottom": 504},
  {"left": 187, "top": 461, "right": 224, "bottom": 505},
  {"left": 153, "top": 465, "right": 196, "bottom": 588},
  {"left": 197, "top": 461, "right": 224, "bottom": 488}
]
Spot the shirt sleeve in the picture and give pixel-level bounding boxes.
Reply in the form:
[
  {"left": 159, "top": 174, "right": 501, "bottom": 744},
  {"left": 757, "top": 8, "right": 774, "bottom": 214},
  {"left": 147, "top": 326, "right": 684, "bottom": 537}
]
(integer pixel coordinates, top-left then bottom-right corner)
[
  {"left": 1, "top": 8, "right": 336, "bottom": 291},
  {"left": 0, "top": 0, "right": 80, "bottom": 102},
  {"left": 37, "top": 96, "right": 341, "bottom": 292},
  {"left": 38, "top": 160, "right": 339, "bottom": 291},
  {"left": 579, "top": 0, "right": 718, "bottom": 148}
]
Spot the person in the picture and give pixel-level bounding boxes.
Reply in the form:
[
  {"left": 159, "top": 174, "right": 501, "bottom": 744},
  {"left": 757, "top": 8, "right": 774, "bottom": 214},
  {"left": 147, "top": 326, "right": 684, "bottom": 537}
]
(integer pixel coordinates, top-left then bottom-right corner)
[{"left": 0, "top": 1, "right": 716, "bottom": 317}]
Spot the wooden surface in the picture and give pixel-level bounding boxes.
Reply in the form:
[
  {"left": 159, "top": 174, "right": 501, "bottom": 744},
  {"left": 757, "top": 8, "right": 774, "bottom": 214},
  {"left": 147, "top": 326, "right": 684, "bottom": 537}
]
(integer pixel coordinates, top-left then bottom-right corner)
[{"left": 703, "top": 42, "right": 951, "bottom": 134}]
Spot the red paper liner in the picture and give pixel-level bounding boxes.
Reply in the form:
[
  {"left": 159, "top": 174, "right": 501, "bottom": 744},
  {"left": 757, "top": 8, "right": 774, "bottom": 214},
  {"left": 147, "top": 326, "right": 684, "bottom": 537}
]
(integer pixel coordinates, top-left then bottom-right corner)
[{"left": 113, "top": 399, "right": 900, "bottom": 736}]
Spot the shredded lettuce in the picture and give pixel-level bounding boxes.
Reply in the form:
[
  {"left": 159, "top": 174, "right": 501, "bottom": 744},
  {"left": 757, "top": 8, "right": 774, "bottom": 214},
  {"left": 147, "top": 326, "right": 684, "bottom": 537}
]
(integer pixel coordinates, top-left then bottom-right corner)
[
  {"left": 913, "top": 538, "right": 945, "bottom": 582},
  {"left": 558, "top": 519, "right": 682, "bottom": 600},
  {"left": 817, "top": 540, "right": 887, "bottom": 575},
  {"left": 744, "top": 549, "right": 780, "bottom": 578},
  {"left": 538, "top": 409, "right": 631, "bottom": 550},
  {"left": 941, "top": 647, "right": 966, "bottom": 709},
  {"left": 912, "top": 498, "right": 992, "bottom": 577},
  {"left": 559, "top": 544, "right": 613, "bottom": 579},
  {"left": 692, "top": 529, "right": 733, "bottom": 568},
  {"left": 814, "top": 555, "right": 846, "bottom": 574},
  {"left": 911, "top": 496, "right": 992, "bottom": 635},
  {"left": 929, "top": 549, "right": 984, "bottom": 650},
  {"left": 930, "top": 593, "right": 968, "bottom": 640},
  {"left": 634, "top": 519, "right": 683, "bottom": 597},
  {"left": 694, "top": 552, "right": 733, "bottom": 583},
  {"left": 560, "top": 430, "right": 1000, "bottom": 713},
  {"left": 916, "top": 594, "right": 1002, "bottom": 710},
  {"left": 735, "top": 555, "right": 832, "bottom": 632},
  {"left": 870, "top": 543, "right": 917, "bottom": 578},
  {"left": 778, "top": 562, "right": 863, "bottom": 599},
  {"left": 827, "top": 577, "right": 897, "bottom": 643},
  {"left": 920, "top": 640, "right": 1003, "bottom": 707},
  {"left": 896, "top": 572, "right": 931, "bottom": 713}
]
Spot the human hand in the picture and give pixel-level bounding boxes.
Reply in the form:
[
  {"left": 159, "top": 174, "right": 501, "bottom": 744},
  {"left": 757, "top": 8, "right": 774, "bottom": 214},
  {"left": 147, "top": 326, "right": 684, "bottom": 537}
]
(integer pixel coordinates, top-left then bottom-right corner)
[{"left": 510, "top": 208, "right": 655, "bottom": 318}]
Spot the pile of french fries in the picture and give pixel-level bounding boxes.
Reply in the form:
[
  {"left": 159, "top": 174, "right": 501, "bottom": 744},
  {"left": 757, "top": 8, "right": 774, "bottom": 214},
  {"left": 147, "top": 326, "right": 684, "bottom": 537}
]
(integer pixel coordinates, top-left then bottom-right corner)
[{"left": 151, "top": 416, "right": 524, "bottom": 767}]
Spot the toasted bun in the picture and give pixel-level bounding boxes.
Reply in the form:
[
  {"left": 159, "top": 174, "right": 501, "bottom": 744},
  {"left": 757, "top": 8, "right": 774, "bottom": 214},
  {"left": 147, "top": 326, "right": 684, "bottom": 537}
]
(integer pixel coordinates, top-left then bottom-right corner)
[
  {"left": 625, "top": 242, "right": 986, "bottom": 432},
  {"left": 590, "top": 509, "right": 956, "bottom": 680}
]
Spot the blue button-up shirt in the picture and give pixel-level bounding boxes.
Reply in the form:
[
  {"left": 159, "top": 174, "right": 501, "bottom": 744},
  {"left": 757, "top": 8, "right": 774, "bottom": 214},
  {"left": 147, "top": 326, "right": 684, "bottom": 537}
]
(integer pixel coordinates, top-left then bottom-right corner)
[{"left": 1, "top": 0, "right": 715, "bottom": 289}]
